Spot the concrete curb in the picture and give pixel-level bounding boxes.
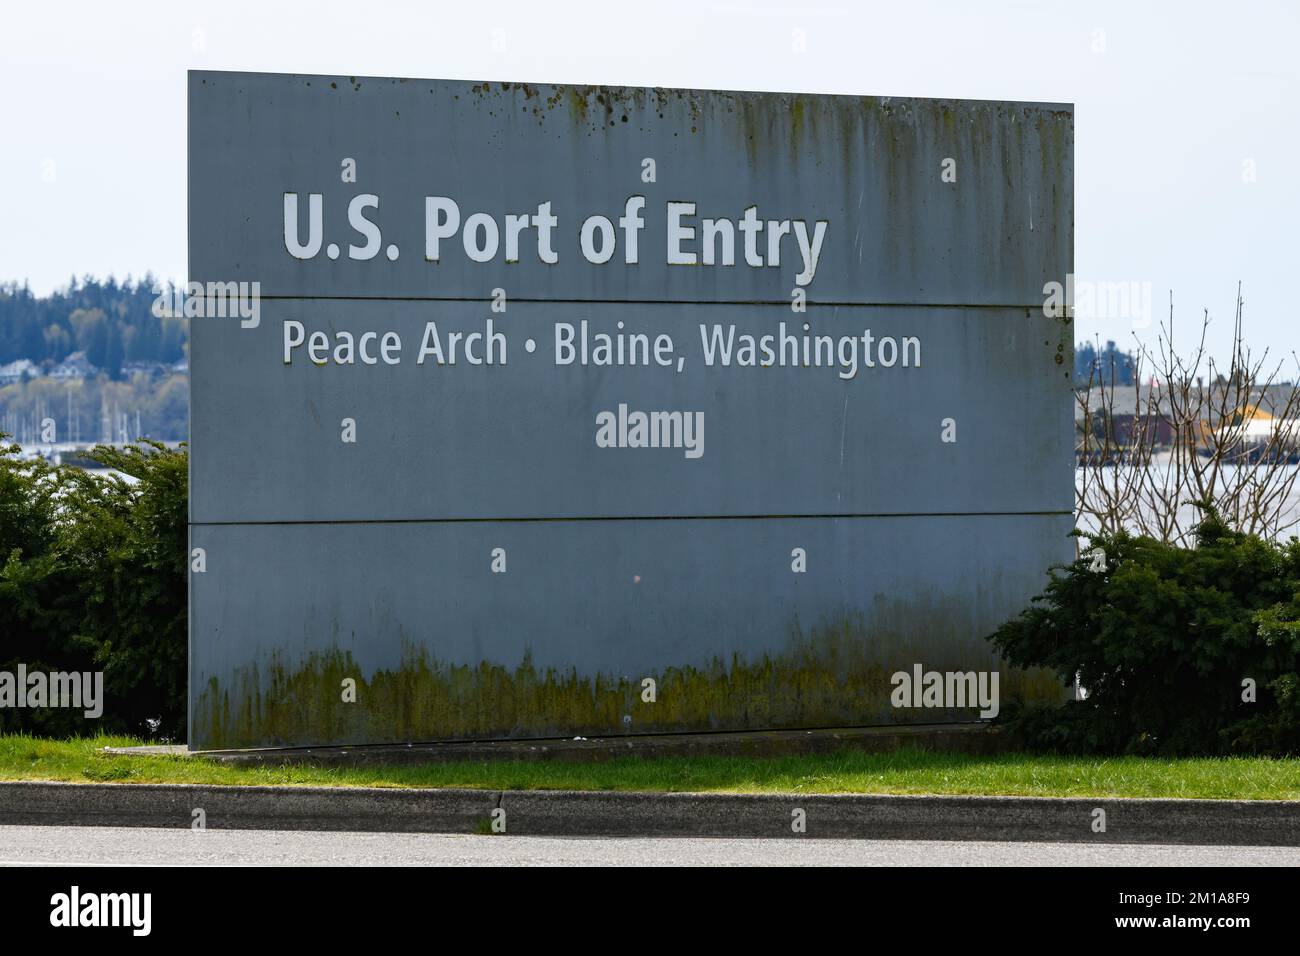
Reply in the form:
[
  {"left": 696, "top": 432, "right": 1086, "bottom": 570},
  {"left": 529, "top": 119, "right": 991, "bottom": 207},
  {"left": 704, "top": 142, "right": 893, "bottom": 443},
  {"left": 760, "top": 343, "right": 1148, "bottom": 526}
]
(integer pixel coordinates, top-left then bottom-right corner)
[{"left": 3, "top": 781, "right": 1300, "bottom": 844}]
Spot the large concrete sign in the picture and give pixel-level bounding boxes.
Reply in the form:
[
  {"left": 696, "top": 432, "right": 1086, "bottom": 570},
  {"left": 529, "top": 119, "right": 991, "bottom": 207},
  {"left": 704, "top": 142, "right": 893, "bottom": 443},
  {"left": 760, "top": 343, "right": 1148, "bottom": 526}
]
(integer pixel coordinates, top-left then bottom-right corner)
[{"left": 188, "top": 71, "right": 1074, "bottom": 749}]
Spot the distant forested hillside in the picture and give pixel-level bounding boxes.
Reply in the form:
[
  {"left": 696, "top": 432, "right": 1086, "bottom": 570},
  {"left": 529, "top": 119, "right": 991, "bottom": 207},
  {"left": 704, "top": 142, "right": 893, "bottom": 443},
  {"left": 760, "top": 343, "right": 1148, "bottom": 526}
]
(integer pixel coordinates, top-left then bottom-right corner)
[
  {"left": 0, "top": 277, "right": 189, "bottom": 443},
  {"left": 0, "top": 276, "right": 187, "bottom": 377},
  {"left": 1074, "top": 339, "right": 1138, "bottom": 386}
]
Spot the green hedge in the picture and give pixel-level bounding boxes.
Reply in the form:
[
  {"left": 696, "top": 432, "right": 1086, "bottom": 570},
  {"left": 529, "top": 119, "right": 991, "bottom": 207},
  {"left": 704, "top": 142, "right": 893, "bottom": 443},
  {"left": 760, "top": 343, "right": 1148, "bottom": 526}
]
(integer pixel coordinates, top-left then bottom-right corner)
[
  {"left": 0, "top": 438, "right": 186, "bottom": 739},
  {"left": 990, "top": 512, "right": 1300, "bottom": 756}
]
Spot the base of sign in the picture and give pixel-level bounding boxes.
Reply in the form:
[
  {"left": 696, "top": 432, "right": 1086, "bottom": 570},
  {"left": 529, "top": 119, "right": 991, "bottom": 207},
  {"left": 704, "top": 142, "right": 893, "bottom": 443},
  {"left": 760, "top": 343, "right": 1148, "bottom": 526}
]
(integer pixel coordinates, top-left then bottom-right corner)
[{"left": 180, "top": 721, "right": 1011, "bottom": 766}]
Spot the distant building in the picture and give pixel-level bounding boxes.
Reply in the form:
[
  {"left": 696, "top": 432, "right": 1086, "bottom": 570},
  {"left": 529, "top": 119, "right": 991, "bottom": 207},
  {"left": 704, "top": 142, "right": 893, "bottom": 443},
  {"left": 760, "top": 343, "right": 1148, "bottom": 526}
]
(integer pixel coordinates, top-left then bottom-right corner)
[
  {"left": 0, "top": 358, "right": 41, "bottom": 385},
  {"left": 1075, "top": 385, "right": 1176, "bottom": 446},
  {"left": 1076, "top": 384, "right": 1300, "bottom": 453},
  {"left": 1220, "top": 403, "right": 1300, "bottom": 446},
  {"left": 123, "top": 360, "right": 172, "bottom": 379},
  {"left": 48, "top": 352, "right": 97, "bottom": 380}
]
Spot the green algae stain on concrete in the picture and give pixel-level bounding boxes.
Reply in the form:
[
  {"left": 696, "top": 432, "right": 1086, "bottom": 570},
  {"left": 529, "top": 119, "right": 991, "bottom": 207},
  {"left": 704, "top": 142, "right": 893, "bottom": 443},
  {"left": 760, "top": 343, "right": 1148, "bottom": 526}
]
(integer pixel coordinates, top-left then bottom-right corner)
[{"left": 193, "top": 619, "right": 1065, "bottom": 750}]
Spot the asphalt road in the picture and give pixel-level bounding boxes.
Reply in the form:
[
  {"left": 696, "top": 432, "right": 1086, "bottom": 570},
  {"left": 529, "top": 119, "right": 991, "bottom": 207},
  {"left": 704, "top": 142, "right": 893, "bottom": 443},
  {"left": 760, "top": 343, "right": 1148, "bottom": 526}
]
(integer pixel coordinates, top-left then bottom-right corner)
[{"left": 2, "top": 825, "right": 1299, "bottom": 866}]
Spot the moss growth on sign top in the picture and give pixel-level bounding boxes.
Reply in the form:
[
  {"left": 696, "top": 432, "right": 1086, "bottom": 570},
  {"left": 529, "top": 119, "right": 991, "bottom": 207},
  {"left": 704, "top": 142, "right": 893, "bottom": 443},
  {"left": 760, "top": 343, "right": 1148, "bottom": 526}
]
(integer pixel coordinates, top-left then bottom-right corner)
[{"left": 192, "top": 620, "right": 1065, "bottom": 750}]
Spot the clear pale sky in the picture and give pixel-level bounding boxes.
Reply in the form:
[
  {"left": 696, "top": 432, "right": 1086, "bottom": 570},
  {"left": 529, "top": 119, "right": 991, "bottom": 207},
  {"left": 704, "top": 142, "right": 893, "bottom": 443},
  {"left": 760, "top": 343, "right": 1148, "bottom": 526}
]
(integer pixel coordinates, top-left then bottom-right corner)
[{"left": 1, "top": 0, "right": 1296, "bottom": 364}]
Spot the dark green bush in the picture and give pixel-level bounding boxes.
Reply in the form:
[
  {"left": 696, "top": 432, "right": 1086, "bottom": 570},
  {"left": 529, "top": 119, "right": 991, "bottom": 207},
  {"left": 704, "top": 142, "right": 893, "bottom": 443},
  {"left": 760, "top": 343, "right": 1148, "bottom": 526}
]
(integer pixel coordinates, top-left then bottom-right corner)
[
  {"left": 0, "top": 440, "right": 90, "bottom": 736},
  {"left": 0, "top": 437, "right": 187, "bottom": 739},
  {"left": 990, "top": 511, "right": 1300, "bottom": 756}
]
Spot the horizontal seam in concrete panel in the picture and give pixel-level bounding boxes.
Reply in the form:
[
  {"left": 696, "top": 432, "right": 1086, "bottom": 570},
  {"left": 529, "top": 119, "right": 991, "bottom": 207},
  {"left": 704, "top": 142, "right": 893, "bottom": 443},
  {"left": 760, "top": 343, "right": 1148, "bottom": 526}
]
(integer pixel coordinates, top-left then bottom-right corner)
[
  {"left": 253, "top": 295, "right": 1048, "bottom": 310},
  {"left": 190, "top": 510, "right": 1074, "bottom": 527}
]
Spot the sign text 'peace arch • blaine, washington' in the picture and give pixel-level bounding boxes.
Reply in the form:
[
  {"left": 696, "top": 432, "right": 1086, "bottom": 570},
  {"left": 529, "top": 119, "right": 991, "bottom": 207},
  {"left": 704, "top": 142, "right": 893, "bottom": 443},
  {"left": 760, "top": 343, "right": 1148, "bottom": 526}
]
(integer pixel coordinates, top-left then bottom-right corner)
[{"left": 187, "top": 71, "right": 1074, "bottom": 749}]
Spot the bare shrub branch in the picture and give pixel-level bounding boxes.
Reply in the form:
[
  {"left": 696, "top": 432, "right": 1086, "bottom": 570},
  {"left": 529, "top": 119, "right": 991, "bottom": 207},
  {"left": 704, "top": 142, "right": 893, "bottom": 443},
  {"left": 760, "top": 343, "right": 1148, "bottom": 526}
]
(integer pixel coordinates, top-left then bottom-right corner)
[{"left": 1076, "top": 285, "right": 1300, "bottom": 547}]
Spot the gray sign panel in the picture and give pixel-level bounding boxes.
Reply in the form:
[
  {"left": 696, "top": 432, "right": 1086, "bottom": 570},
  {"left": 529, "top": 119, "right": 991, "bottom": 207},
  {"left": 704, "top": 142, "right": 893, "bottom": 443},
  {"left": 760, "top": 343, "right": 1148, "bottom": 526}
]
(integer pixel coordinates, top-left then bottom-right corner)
[{"left": 188, "top": 71, "right": 1073, "bottom": 750}]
